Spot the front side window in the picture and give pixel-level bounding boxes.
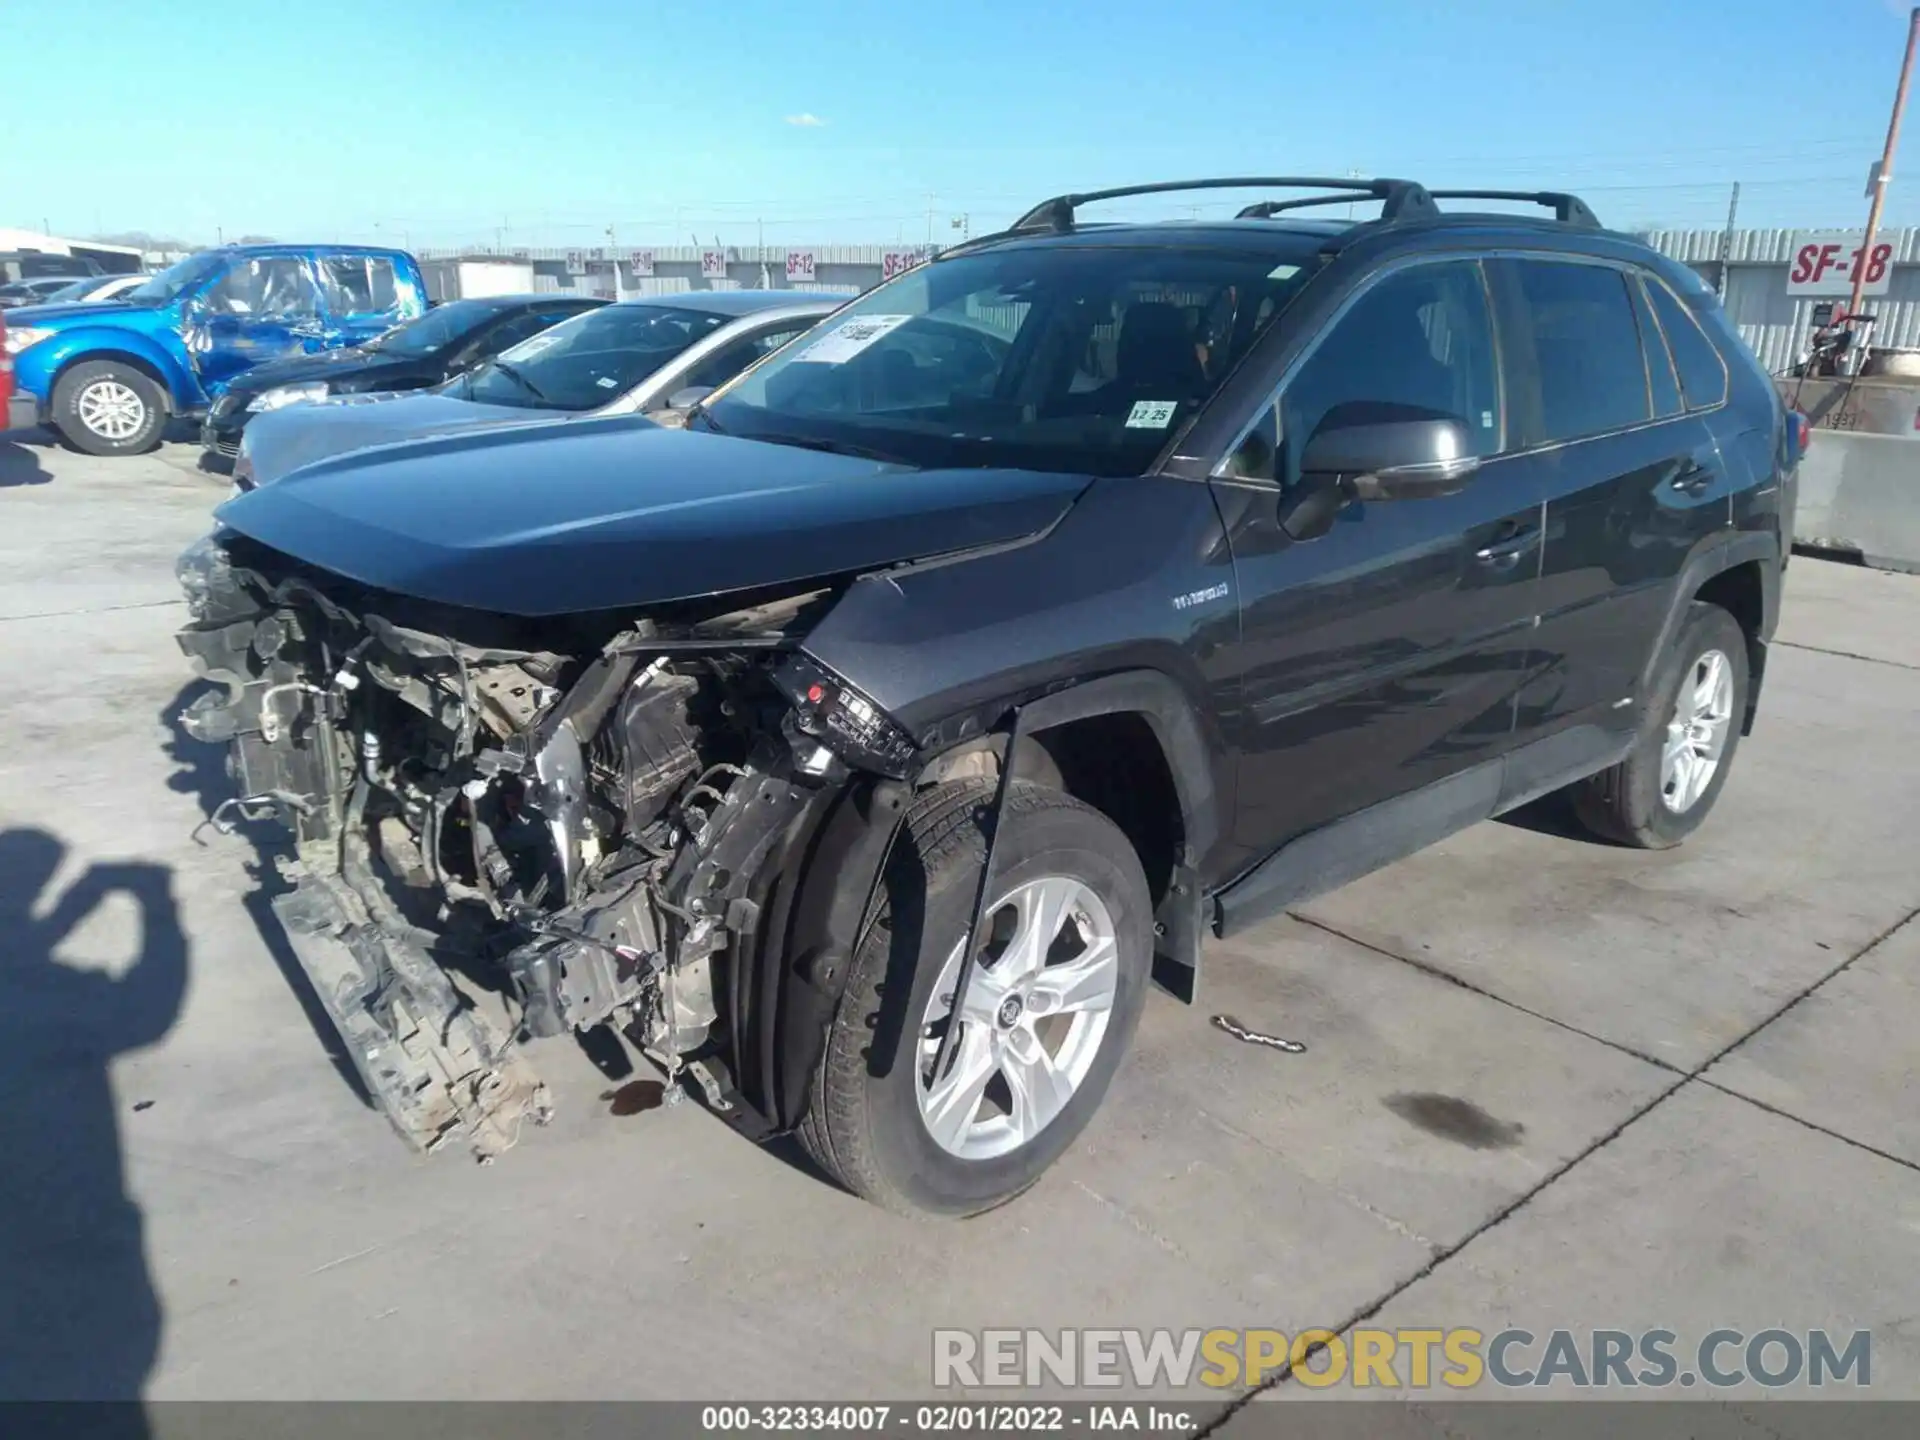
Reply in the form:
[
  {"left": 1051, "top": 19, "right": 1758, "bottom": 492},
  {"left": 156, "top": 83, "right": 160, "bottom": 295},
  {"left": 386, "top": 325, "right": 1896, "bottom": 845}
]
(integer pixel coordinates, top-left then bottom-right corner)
[
  {"left": 461, "top": 303, "right": 729, "bottom": 412},
  {"left": 1646, "top": 280, "right": 1729, "bottom": 409},
  {"left": 201, "top": 257, "right": 321, "bottom": 321},
  {"left": 1265, "top": 260, "right": 1500, "bottom": 489},
  {"left": 706, "top": 245, "right": 1317, "bottom": 476},
  {"left": 679, "top": 323, "right": 814, "bottom": 395},
  {"left": 1512, "top": 260, "right": 1651, "bottom": 444}
]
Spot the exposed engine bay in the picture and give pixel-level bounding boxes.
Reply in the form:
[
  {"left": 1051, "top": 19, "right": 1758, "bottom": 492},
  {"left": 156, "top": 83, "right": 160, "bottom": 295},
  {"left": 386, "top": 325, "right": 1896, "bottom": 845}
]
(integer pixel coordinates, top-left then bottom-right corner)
[{"left": 174, "top": 530, "right": 919, "bottom": 1159}]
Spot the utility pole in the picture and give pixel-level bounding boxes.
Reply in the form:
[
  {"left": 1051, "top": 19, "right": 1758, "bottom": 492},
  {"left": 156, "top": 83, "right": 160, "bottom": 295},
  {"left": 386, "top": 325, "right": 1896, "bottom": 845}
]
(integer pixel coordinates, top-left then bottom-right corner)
[
  {"left": 927, "top": 192, "right": 936, "bottom": 246},
  {"left": 1848, "top": 5, "right": 1920, "bottom": 334},
  {"left": 1715, "top": 181, "right": 1741, "bottom": 299}
]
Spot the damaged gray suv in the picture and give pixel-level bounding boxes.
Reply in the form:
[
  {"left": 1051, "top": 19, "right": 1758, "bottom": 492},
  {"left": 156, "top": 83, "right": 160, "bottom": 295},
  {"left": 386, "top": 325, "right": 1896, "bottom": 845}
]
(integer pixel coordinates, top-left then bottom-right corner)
[{"left": 177, "top": 178, "right": 1792, "bottom": 1215}]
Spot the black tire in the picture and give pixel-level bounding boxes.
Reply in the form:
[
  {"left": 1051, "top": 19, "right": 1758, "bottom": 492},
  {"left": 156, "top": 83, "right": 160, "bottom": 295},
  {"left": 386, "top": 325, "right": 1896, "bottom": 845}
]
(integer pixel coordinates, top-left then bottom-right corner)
[
  {"left": 51, "top": 360, "right": 167, "bottom": 456},
  {"left": 799, "top": 779, "right": 1152, "bottom": 1217},
  {"left": 1570, "top": 602, "right": 1749, "bottom": 849}
]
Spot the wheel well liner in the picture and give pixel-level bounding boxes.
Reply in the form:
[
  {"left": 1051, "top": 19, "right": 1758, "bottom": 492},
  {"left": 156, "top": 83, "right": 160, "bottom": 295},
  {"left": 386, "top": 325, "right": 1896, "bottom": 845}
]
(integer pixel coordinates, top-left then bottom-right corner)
[
  {"left": 1645, "top": 534, "right": 1779, "bottom": 736},
  {"left": 745, "top": 669, "right": 1220, "bottom": 1129}
]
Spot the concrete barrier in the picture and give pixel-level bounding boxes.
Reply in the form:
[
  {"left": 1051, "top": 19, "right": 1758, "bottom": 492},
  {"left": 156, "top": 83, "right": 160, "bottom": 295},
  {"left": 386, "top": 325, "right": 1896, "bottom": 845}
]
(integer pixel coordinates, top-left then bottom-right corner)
[{"left": 1795, "top": 430, "right": 1920, "bottom": 573}]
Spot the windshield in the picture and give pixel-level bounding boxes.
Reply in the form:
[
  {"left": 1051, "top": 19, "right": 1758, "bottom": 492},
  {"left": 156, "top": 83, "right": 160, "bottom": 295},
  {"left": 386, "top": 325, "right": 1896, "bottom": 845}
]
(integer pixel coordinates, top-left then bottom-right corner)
[
  {"left": 461, "top": 302, "right": 728, "bottom": 412},
  {"left": 705, "top": 246, "right": 1315, "bottom": 476},
  {"left": 365, "top": 299, "right": 503, "bottom": 356},
  {"left": 124, "top": 252, "right": 225, "bottom": 305},
  {"left": 41, "top": 278, "right": 99, "bottom": 304}
]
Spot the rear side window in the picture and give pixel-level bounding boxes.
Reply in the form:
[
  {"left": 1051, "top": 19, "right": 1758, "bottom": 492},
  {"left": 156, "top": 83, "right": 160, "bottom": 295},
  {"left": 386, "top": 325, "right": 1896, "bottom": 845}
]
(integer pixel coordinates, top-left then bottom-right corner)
[
  {"left": 1628, "top": 276, "right": 1684, "bottom": 419},
  {"left": 1273, "top": 259, "right": 1501, "bottom": 487},
  {"left": 1646, "top": 280, "right": 1729, "bottom": 409},
  {"left": 1512, "top": 260, "right": 1650, "bottom": 444},
  {"left": 318, "top": 255, "right": 400, "bottom": 317}
]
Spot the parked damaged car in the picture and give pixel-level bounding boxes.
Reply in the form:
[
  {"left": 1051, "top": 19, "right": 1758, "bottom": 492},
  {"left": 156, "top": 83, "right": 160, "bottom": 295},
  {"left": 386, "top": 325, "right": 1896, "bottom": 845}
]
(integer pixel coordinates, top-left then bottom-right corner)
[
  {"left": 229, "top": 290, "right": 841, "bottom": 490},
  {"left": 5, "top": 244, "right": 426, "bottom": 455},
  {"left": 176, "top": 177, "right": 1791, "bottom": 1216},
  {"left": 201, "top": 293, "right": 604, "bottom": 466}
]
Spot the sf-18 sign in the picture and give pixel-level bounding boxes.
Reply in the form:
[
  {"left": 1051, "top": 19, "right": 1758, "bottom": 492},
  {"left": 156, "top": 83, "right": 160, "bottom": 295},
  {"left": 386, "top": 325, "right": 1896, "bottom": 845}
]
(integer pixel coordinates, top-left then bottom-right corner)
[
  {"left": 786, "top": 250, "right": 817, "bottom": 283},
  {"left": 883, "top": 247, "right": 930, "bottom": 281},
  {"left": 1786, "top": 231, "right": 1895, "bottom": 297}
]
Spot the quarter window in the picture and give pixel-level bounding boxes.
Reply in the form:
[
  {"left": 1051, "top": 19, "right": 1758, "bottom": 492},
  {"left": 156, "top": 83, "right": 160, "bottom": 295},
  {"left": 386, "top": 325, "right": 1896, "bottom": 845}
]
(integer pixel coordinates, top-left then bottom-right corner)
[
  {"left": 1268, "top": 260, "right": 1501, "bottom": 488},
  {"left": 1647, "top": 280, "right": 1729, "bottom": 409},
  {"left": 1629, "top": 275, "right": 1684, "bottom": 419},
  {"left": 1512, "top": 260, "right": 1651, "bottom": 444}
]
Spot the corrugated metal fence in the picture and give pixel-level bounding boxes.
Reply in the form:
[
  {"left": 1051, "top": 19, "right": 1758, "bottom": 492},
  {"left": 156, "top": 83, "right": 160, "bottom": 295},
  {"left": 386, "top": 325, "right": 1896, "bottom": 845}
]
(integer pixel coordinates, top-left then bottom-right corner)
[
  {"left": 426, "top": 229, "right": 1920, "bottom": 378},
  {"left": 421, "top": 244, "right": 904, "bottom": 301}
]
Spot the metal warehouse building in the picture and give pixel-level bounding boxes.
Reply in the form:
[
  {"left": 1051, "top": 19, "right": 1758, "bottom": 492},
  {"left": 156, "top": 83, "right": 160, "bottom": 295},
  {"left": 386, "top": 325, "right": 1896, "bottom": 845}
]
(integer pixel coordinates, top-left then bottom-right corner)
[{"left": 1642, "top": 227, "right": 1920, "bottom": 375}]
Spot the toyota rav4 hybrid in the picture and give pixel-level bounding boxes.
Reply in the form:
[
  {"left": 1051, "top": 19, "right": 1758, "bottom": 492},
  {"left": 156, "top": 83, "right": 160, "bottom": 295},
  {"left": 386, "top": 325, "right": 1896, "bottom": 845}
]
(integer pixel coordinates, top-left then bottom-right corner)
[{"left": 176, "top": 178, "right": 1795, "bottom": 1217}]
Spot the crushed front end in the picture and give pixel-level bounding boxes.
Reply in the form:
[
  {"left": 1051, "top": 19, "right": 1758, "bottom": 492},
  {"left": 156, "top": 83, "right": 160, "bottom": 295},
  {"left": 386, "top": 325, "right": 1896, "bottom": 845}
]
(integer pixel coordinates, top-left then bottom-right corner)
[{"left": 174, "top": 530, "right": 899, "bottom": 1160}]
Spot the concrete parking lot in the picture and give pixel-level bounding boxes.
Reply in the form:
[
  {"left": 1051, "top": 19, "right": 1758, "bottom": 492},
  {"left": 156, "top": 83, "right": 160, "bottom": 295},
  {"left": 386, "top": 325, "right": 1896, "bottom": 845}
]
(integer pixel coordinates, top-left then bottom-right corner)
[{"left": 2, "top": 428, "right": 1917, "bottom": 1415}]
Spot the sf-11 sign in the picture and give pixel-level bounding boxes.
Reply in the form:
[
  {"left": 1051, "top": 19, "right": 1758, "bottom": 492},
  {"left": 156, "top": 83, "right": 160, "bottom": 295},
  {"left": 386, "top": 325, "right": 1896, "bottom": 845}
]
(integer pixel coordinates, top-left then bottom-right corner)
[
  {"left": 701, "top": 250, "right": 728, "bottom": 279},
  {"left": 1786, "top": 231, "right": 1894, "bottom": 297}
]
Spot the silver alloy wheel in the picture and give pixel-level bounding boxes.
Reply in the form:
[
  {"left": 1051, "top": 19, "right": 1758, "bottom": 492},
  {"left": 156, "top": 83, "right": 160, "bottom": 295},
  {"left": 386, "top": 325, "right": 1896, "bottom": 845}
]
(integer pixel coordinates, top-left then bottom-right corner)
[
  {"left": 1660, "top": 648, "right": 1735, "bottom": 814},
  {"left": 916, "top": 874, "right": 1119, "bottom": 1160},
  {"left": 76, "top": 379, "right": 147, "bottom": 441}
]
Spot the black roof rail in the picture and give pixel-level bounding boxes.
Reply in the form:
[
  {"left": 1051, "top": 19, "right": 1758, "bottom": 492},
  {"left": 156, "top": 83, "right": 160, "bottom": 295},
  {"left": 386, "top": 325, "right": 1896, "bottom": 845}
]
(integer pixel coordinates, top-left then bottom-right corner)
[
  {"left": 1009, "top": 177, "right": 1437, "bottom": 233},
  {"left": 1426, "top": 189, "right": 1601, "bottom": 228}
]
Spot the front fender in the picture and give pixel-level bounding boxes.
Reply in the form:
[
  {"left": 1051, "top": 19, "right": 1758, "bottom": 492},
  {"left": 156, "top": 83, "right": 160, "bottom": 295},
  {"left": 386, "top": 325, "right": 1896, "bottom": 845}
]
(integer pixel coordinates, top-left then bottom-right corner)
[{"left": 18, "top": 326, "right": 203, "bottom": 410}]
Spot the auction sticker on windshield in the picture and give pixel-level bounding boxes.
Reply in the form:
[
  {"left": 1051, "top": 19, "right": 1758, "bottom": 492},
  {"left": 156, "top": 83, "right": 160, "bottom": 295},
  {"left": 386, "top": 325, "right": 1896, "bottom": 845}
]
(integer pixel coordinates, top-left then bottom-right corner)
[
  {"left": 793, "top": 315, "right": 913, "bottom": 364},
  {"left": 1126, "top": 400, "right": 1179, "bottom": 428}
]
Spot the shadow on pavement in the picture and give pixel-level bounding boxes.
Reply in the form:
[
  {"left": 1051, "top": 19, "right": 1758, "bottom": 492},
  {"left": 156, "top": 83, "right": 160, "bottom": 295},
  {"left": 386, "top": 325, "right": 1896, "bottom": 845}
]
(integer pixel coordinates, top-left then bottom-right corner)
[
  {"left": 0, "top": 435, "right": 53, "bottom": 487},
  {"left": 1492, "top": 789, "right": 1616, "bottom": 844},
  {"left": 159, "top": 681, "right": 370, "bottom": 1106},
  {"left": 0, "top": 827, "right": 186, "bottom": 1430}
]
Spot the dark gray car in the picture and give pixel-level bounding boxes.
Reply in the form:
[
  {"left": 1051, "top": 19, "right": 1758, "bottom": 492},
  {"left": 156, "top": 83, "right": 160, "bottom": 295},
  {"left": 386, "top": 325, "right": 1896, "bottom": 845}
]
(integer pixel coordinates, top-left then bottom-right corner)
[{"left": 233, "top": 289, "right": 843, "bottom": 489}]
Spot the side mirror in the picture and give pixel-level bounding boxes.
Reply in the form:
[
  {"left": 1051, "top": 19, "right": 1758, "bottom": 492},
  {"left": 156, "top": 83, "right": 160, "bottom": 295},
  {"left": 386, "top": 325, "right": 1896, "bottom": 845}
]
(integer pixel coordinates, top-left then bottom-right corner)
[
  {"left": 664, "top": 385, "right": 715, "bottom": 412},
  {"left": 1811, "top": 301, "right": 1837, "bottom": 327},
  {"left": 1300, "top": 404, "right": 1480, "bottom": 503}
]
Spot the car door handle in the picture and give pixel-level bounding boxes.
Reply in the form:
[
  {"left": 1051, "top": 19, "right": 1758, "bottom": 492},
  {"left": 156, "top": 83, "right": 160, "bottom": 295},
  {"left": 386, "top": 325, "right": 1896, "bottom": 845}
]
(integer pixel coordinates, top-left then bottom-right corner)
[
  {"left": 1671, "top": 463, "right": 1716, "bottom": 495},
  {"left": 1474, "top": 529, "right": 1542, "bottom": 568}
]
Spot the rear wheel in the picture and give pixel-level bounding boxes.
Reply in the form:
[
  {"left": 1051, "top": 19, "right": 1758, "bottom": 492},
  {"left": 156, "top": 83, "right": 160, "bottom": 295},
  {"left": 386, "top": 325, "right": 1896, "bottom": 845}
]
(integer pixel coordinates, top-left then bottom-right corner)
[
  {"left": 1571, "top": 602, "right": 1748, "bottom": 848},
  {"left": 799, "top": 779, "right": 1152, "bottom": 1217},
  {"left": 53, "top": 361, "right": 167, "bottom": 456}
]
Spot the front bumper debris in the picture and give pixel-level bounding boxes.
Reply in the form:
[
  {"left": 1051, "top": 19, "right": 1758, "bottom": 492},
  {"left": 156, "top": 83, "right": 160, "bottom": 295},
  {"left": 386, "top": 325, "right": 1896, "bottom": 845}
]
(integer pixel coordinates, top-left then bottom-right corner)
[{"left": 274, "top": 865, "right": 551, "bottom": 1160}]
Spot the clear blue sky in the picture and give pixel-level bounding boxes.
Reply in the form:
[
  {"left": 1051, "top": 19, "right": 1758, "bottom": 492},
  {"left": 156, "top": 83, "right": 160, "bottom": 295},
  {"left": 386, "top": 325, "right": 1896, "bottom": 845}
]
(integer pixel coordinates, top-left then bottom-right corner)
[{"left": 9, "top": 0, "right": 1920, "bottom": 249}]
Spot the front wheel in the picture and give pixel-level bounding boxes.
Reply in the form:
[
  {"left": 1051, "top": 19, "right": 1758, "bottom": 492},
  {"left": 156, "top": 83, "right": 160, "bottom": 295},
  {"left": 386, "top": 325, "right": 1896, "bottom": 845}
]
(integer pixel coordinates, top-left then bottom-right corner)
[
  {"left": 52, "top": 361, "right": 167, "bottom": 456},
  {"left": 799, "top": 780, "right": 1152, "bottom": 1217}
]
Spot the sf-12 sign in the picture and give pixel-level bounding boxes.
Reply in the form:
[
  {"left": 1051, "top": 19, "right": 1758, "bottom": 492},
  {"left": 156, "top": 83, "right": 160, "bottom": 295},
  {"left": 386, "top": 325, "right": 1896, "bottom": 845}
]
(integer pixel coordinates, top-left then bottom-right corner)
[
  {"left": 786, "top": 250, "right": 817, "bottom": 283},
  {"left": 701, "top": 250, "right": 728, "bottom": 279},
  {"left": 882, "top": 247, "right": 930, "bottom": 280},
  {"left": 1786, "top": 231, "right": 1895, "bottom": 298},
  {"left": 628, "top": 249, "right": 655, "bottom": 278}
]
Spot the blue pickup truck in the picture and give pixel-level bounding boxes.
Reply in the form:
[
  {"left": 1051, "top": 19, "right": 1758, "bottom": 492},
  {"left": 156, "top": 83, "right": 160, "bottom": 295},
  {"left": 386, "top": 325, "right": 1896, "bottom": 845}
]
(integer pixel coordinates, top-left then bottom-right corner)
[{"left": 3, "top": 243, "right": 427, "bottom": 455}]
